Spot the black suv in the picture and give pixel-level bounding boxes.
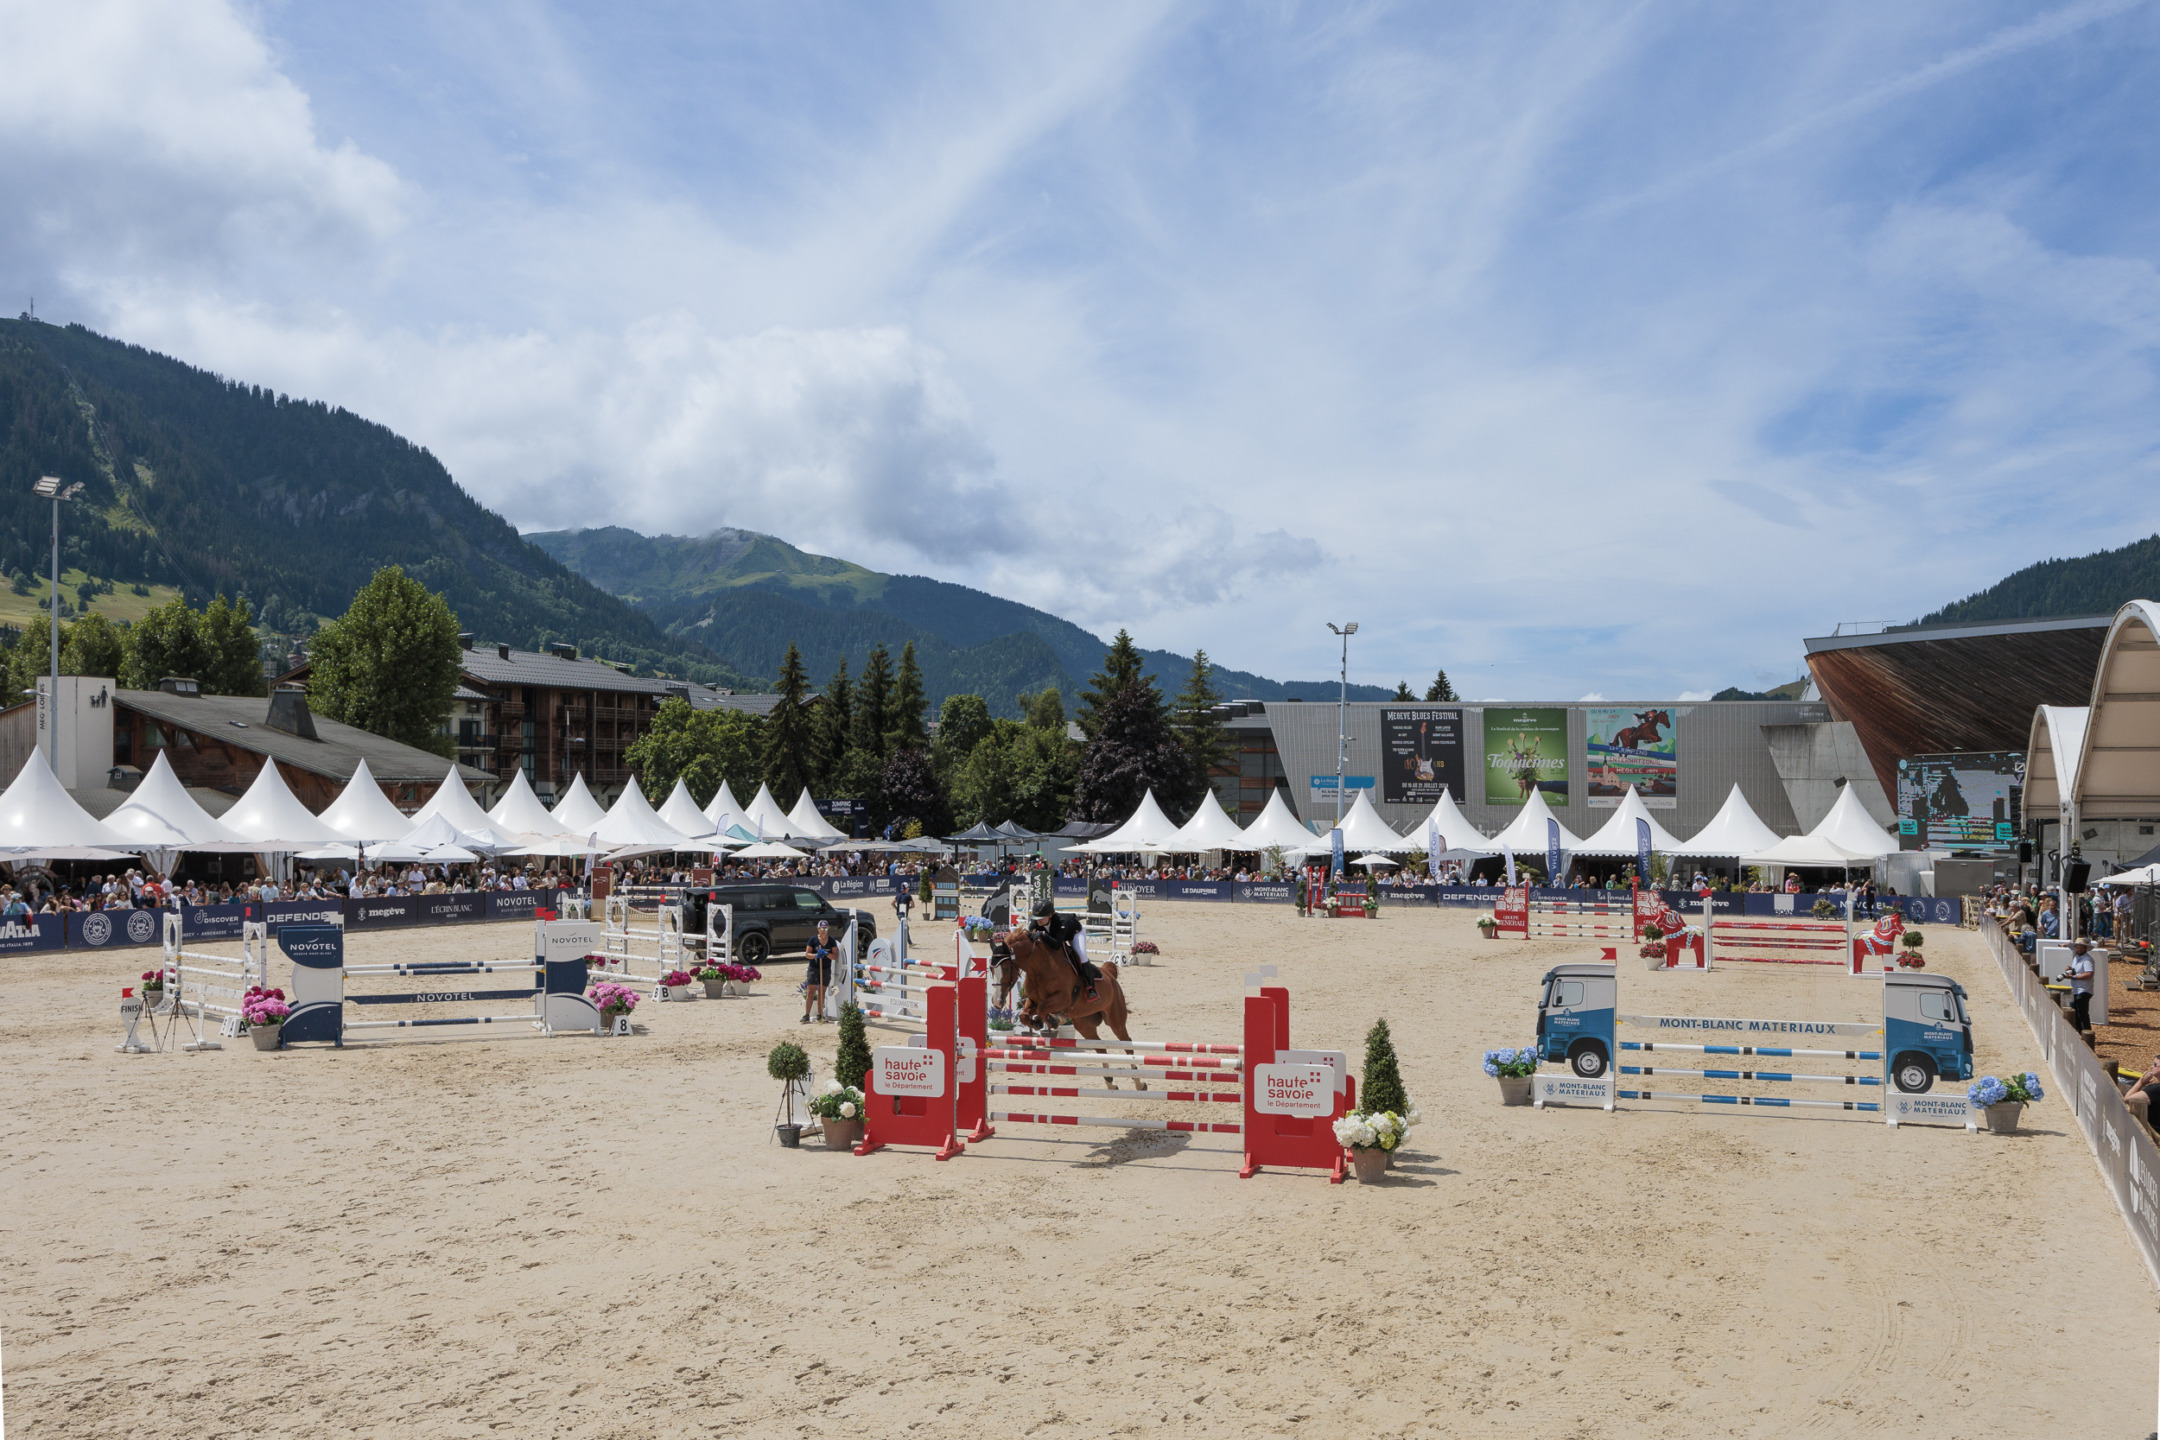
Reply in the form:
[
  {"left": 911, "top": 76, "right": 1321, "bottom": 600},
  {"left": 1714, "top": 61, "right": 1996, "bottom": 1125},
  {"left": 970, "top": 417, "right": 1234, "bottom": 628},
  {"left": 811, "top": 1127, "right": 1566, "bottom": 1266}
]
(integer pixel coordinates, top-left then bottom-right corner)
[{"left": 686, "top": 883, "right": 876, "bottom": 965}]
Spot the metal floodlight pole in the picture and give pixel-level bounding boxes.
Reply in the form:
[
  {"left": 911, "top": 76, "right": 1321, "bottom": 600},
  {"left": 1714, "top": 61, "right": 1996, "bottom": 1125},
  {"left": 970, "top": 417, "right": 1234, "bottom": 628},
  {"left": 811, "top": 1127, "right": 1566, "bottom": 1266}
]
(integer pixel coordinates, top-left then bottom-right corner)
[
  {"left": 1326, "top": 621, "right": 1358, "bottom": 829},
  {"left": 33, "top": 475, "right": 81, "bottom": 773}
]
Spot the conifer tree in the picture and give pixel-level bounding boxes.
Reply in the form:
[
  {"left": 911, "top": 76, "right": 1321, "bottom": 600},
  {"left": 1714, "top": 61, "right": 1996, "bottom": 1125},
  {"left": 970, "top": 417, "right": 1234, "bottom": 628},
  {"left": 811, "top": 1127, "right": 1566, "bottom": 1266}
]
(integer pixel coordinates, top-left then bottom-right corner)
[
  {"left": 1361, "top": 1017, "right": 1411, "bottom": 1118},
  {"left": 1393, "top": 681, "right": 1414, "bottom": 700},
  {"left": 1073, "top": 682, "right": 1188, "bottom": 821},
  {"left": 834, "top": 1004, "right": 871, "bottom": 1091},
  {"left": 1077, "top": 629, "right": 1146, "bottom": 738},
  {"left": 886, "top": 641, "right": 928, "bottom": 752},
  {"left": 814, "top": 655, "right": 855, "bottom": 790},
  {"left": 1424, "top": 670, "right": 1459, "bottom": 702},
  {"left": 1172, "top": 649, "right": 1229, "bottom": 812},
  {"left": 853, "top": 644, "right": 895, "bottom": 765},
  {"left": 760, "top": 642, "right": 814, "bottom": 798}
]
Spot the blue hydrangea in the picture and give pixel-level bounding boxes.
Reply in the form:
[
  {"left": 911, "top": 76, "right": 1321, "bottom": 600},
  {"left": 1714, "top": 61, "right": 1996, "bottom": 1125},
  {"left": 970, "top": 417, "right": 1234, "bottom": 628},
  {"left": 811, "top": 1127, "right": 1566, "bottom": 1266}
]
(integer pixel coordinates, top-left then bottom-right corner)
[{"left": 1968, "top": 1075, "right": 2009, "bottom": 1107}]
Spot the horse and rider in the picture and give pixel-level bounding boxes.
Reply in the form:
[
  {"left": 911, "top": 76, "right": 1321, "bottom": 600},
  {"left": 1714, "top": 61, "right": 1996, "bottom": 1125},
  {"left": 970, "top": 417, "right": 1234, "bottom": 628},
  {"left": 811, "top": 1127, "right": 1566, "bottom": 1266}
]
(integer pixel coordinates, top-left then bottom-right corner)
[{"left": 989, "top": 899, "right": 1144, "bottom": 1085}]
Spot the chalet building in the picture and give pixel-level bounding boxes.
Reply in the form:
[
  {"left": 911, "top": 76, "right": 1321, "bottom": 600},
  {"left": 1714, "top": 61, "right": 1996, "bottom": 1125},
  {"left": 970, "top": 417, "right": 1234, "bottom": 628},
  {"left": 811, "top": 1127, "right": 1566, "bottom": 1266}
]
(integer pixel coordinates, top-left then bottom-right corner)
[{"left": 284, "top": 638, "right": 779, "bottom": 806}]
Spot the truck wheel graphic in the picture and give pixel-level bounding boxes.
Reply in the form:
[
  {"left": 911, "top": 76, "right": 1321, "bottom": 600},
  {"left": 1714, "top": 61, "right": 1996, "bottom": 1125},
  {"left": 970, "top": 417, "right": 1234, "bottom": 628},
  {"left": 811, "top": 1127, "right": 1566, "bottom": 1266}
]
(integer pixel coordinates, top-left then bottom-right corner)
[
  {"left": 1568, "top": 1040, "right": 1608, "bottom": 1079},
  {"left": 1892, "top": 1054, "right": 1936, "bottom": 1094}
]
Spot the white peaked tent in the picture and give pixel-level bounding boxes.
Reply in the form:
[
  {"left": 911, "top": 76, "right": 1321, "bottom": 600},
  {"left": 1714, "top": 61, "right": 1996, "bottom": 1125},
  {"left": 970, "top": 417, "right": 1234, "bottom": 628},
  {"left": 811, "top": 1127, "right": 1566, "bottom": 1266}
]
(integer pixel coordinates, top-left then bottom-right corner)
[
  {"left": 1171, "top": 795, "right": 1251, "bottom": 852},
  {"left": 703, "top": 779, "right": 750, "bottom": 832},
  {"left": 372, "top": 813, "right": 486, "bottom": 864},
  {"left": 407, "top": 766, "right": 523, "bottom": 850},
  {"left": 1077, "top": 788, "right": 1184, "bottom": 852},
  {"left": 593, "top": 778, "right": 702, "bottom": 852},
  {"left": 489, "top": 769, "right": 570, "bottom": 839},
  {"left": 1808, "top": 784, "right": 1900, "bottom": 859},
  {"left": 788, "top": 788, "right": 849, "bottom": 843},
  {"left": 319, "top": 759, "right": 420, "bottom": 845},
  {"left": 0, "top": 754, "right": 133, "bottom": 857},
  {"left": 219, "top": 760, "right": 346, "bottom": 849},
  {"left": 549, "top": 774, "right": 609, "bottom": 834},
  {"left": 1331, "top": 791, "right": 1416, "bottom": 853},
  {"left": 1574, "top": 787, "right": 1686, "bottom": 856},
  {"left": 104, "top": 752, "right": 256, "bottom": 852},
  {"left": 743, "top": 783, "right": 797, "bottom": 840},
  {"left": 1744, "top": 833, "right": 1884, "bottom": 867},
  {"left": 658, "top": 780, "right": 719, "bottom": 839},
  {"left": 1411, "top": 789, "right": 1496, "bottom": 856},
  {"left": 1239, "top": 789, "right": 1320, "bottom": 852},
  {"left": 1487, "top": 788, "right": 1585, "bottom": 856},
  {"left": 1668, "top": 784, "right": 1782, "bottom": 858}
]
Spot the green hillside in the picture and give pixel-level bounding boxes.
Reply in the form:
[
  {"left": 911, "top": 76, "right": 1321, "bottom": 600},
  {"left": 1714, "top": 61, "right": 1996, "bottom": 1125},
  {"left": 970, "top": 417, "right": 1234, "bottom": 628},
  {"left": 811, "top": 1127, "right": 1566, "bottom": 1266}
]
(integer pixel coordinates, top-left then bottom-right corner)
[
  {"left": 0, "top": 319, "right": 755, "bottom": 687},
  {"left": 1921, "top": 534, "right": 2160, "bottom": 626},
  {"left": 531, "top": 525, "right": 1397, "bottom": 717}
]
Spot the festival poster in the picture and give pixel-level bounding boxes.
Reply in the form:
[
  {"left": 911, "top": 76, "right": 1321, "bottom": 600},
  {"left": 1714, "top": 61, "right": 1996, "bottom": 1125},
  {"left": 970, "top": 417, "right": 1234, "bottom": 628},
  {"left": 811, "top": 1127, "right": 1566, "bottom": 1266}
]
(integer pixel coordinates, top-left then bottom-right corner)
[
  {"left": 1482, "top": 708, "right": 1568, "bottom": 806},
  {"left": 1586, "top": 706, "right": 1678, "bottom": 809},
  {"left": 1381, "top": 708, "right": 1465, "bottom": 804}
]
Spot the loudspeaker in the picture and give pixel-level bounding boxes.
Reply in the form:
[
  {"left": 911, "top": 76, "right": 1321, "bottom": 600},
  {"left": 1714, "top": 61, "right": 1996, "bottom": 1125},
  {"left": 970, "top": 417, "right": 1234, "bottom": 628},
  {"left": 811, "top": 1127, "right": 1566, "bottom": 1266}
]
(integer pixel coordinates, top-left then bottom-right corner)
[
  {"left": 2064, "top": 860, "right": 2091, "bottom": 894},
  {"left": 2019, "top": 842, "right": 2033, "bottom": 865}
]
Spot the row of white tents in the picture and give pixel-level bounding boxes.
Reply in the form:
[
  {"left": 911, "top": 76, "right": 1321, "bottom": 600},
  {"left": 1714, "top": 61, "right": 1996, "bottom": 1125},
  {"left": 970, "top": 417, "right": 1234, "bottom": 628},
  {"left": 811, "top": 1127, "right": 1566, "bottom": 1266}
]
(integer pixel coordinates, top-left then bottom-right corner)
[
  {"left": 1070, "top": 780, "right": 1901, "bottom": 870},
  {"left": 0, "top": 752, "right": 902, "bottom": 868}
]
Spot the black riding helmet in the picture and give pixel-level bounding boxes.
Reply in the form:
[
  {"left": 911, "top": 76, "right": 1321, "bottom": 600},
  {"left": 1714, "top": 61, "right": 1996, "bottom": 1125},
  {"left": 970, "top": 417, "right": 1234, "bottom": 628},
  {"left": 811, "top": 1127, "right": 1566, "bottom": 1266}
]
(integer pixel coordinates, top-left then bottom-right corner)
[{"left": 1032, "top": 899, "right": 1057, "bottom": 920}]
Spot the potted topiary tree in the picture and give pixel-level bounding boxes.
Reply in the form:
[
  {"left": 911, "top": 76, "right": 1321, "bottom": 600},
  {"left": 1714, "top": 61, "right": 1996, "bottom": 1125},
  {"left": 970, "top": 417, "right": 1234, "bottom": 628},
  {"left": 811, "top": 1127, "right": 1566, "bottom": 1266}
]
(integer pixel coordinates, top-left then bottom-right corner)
[
  {"left": 1361, "top": 1019, "right": 1414, "bottom": 1167},
  {"left": 769, "top": 1041, "right": 812, "bottom": 1146},
  {"left": 1899, "top": 929, "right": 1926, "bottom": 968}
]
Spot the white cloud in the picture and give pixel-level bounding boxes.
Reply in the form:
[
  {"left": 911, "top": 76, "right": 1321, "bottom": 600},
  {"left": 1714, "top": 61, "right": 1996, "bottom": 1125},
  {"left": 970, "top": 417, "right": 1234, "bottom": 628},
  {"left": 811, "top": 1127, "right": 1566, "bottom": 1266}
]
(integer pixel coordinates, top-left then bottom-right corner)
[
  {"left": 1579, "top": 692, "right": 1606, "bottom": 702},
  {"left": 1677, "top": 690, "right": 1714, "bottom": 702}
]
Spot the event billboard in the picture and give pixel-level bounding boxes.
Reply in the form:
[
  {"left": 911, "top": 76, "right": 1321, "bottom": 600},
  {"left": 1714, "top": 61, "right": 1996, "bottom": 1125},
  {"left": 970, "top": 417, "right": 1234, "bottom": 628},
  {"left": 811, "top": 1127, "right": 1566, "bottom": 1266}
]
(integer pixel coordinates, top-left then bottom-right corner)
[
  {"left": 1482, "top": 708, "right": 1568, "bottom": 805},
  {"left": 1380, "top": 707, "right": 1466, "bottom": 805},
  {"left": 1586, "top": 706, "right": 1678, "bottom": 809},
  {"left": 1896, "top": 752, "right": 2022, "bottom": 851}
]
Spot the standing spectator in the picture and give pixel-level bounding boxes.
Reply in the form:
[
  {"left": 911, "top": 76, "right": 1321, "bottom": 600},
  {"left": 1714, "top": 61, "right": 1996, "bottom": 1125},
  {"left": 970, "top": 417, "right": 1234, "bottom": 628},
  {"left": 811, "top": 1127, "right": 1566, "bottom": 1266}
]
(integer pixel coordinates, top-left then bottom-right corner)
[
  {"left": 801, "top": 919, "right": 837, "bottom": 1025},
  {"left": 2069, "top": 940, "right": 2097, "bottom": 1033}
]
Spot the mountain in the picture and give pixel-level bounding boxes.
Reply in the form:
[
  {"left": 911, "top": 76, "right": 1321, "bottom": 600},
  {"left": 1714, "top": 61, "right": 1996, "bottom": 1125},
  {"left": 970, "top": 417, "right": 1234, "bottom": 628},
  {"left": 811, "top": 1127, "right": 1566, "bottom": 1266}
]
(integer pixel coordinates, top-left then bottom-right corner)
[
  {"left": 1920, "top": 534, "right": 2160, "bottom": 626},
  {"left": 0, "top": 319, "right": 756, "bottom": 687},
  {"left": 530, "top": 526, "right": 1398, "bottom": 717}
]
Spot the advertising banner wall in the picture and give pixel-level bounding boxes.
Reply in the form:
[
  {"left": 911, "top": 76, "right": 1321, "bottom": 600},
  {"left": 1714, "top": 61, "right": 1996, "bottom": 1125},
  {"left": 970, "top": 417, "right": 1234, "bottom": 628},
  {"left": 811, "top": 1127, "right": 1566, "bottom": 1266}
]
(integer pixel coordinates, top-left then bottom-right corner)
[
  {"left": 1586, "top": 706, "right": 1678, "bottom": 808},
  {"left": 0, "top": 914, "right": 65, "bottom": 954},
  {"left": 1380, "top": 708, "right": 1466, "bottom": 805},
  {"left": 1307, "top": 775, "right": 1375, "bottom": 810},
  {"left": 68, "top": 908, "right": 166, "bottom": 948},
  {"left": 1483, "top": 708, "right": 1569, "bottom": 806}
]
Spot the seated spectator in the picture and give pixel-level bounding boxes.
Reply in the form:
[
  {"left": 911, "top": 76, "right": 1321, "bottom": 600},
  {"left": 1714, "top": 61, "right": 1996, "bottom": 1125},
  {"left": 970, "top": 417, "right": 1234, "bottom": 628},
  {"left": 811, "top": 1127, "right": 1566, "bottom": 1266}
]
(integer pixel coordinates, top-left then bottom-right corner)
[{"left": 2125, "top": 1059, "right": 2160, "bottom": 1131}]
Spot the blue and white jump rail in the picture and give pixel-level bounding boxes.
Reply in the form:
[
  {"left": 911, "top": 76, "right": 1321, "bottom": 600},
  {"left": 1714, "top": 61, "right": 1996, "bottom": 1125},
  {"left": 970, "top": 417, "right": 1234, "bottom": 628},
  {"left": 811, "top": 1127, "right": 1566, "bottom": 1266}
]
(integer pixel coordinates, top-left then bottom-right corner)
[
  {"left": 1530, "top": 961, "right": 1980, "bottom": 1128},
  {"left": 280, "top": 918, "right": 609, "bottom": 1046}
]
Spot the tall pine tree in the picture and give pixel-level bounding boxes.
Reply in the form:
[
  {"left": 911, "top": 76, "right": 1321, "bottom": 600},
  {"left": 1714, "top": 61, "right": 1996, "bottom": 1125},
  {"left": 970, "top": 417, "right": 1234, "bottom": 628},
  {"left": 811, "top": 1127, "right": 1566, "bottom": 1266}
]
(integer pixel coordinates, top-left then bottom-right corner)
[
  {"left": 814, "top": 654, "right": 855, "bottom": 791},
  {"left": 1077, "top": 629, "right": 1146, "bottom": 739},
  {"left": 1073, "top": 681, "right": 1189, "bottom": 822},
  {"left": 1424, "top": 670, "right": 1459, "bottom": 702},
  {"left": 886, "top": 641, "right": 928, "bottom": 752},
  {"left": 1172, "top": 649, "right": 1229, "bottom": 814},
  {"left": 760, "top": 642, "right": 814, "bottom": 799},
  {"left": 853, "top": 645, "right": 895, "bottom": 765}
]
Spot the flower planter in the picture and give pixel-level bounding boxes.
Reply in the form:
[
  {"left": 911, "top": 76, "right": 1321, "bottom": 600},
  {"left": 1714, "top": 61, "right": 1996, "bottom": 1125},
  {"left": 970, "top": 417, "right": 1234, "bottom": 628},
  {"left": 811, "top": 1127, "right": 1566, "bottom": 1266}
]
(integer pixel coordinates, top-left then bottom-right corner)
[
  {"left": 702, "top": 979, "right": 727, "bottom": 999},
  {"left": 250, "top": 1024, "right": 282, "bottom": 1052},
  {"left": 1983, "top": 1102, "right": 2024, "bottom": 1135},
  {"left": 602, "top": 1011, "right": 632, "bottom": 1033},
  {"left": 665, "top": 985, "right": 690, "bottom": 1002},
  {"left": 1498, "top": 1076, "right": 1533, "bottom": 1106},
  {"left": 774, "top": 1123, "right": 802, "bottom": 1148},
  {"left": 1476, "top": 925, "right": 1499, "bottom": 941},
  {"left": 1348, "top": 1147, "right": 1388, "bottom": 1183},
  {"left": 822, "top": 1118, "right": 864, "bottom": 1151}
]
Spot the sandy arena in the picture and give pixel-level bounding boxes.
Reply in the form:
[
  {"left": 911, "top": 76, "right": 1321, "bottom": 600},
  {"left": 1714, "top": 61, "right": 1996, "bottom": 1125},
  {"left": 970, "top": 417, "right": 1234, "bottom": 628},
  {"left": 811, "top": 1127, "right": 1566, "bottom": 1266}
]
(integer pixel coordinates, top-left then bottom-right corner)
[{"left": 2, "top": 902, "right": 2153, "bottom": 1437}]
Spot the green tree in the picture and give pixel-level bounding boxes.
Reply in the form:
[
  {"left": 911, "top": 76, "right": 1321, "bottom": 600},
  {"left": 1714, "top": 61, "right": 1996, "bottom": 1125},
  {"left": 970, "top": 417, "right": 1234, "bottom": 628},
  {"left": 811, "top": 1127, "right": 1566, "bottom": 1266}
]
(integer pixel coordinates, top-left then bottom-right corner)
[
  {"left": 1171, "top": 649, "right": 1229, "bottom": 813},
  {"left": 1361, "top": 1017, "right": 1411, "bottom": 1118},
  {"left": 813, "top": 655, "right": 855, "bottom": 791},
  {"left": 305, "top": 566, "right": 464, "bottom": 757},
  {"left": 1073, "top": 680, "right": 1188, "bottom": 822},
  {"left": 1424, "top": 670, "right": 1458, "bottom": 702},
  {"left": 627, "top": 698, "right": 763, "bottom": 805},
  {"left": 760, "top": 643, "right": 815, "bottom": 798},
  {"left": 887, "top": 641, "right": 929, "bottom": 752},
  {"left": 834, "top": 1003, "right": 872, "bottom": 1091},
  {"left": 1077, "top": 630, "right": 1147, "bottom": 739},
  {"left": 877, "top": 745, "right": 948, "bottom": 838},
  {"left": 853, "top": 645, "right": 895, "bottom": 762},
  {"left": 1393, "top": 680, "right": 1414, "bottom": 700},
  {"left": 1021, "top": 686, "right": 1065, "bottom": 733},
  {"left": 61, "top": 614, "right": 125, "bottom": 679},
  {"left": 931, "top": 693, "right": 994, "bottom": 780},
  {"left": 201, "top": 595, "right": 267, "bottom": 697},
  {"left": 952, "top": 720, "right": 1077, "bottom": 831},
  {"left": 120, "top": 597, "right": 216, "bottom": 690}
]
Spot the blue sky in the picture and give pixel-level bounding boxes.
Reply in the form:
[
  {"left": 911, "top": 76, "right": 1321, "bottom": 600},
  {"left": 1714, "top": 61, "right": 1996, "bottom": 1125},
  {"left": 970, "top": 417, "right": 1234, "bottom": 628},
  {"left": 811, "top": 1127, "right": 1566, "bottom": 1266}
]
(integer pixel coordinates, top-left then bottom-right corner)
[{"left": 4, "top": 1, "right": 2158, "bottom": 698}]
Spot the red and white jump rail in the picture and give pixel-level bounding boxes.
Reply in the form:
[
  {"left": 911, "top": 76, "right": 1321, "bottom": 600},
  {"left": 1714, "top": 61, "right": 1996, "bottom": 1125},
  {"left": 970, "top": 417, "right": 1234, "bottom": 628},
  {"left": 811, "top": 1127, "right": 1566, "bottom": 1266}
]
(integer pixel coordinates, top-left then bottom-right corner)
[
  {"left": 1702, "top": 892, "right": 1886, "bottom": 977},
  {"left": 1509, "top": 886, "right": 1659, "bottom": 941},
  {"left": 850, "top": 964, "right": 1353, "bottom": 1181}
]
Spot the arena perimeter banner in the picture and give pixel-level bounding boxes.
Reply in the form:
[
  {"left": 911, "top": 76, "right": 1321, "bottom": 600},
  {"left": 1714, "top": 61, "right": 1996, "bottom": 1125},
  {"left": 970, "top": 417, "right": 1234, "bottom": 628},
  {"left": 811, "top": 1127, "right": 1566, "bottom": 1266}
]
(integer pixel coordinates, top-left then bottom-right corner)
[
  {"left": 1381, "top": 708, "right": 1465, "bottom": 805},
  {"left": 1483, "top": 708, "right": 1568, "bottom": 806},
  {"left": 1586, "top": 706, "right": 1678, "bottom": 809}
]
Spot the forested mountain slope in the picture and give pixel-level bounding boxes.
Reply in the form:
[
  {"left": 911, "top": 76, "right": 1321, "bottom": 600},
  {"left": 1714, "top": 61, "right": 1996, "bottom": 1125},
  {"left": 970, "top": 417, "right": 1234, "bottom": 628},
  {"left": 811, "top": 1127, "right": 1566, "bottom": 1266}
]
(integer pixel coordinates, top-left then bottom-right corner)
[{"left": 1921, "top": 535, "right": 2160, "bottom": 626}]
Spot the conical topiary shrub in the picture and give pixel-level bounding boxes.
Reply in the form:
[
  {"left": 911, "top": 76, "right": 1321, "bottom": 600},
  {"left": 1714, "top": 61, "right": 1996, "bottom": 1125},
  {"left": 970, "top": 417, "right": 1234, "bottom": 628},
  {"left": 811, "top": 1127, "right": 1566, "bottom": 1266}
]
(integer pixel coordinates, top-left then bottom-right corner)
[
  {"left": 1361, "top": 1017, "right": 1410, "bottom": 1119},
  {"left": 835, "top": 1003, "right": 871, "bottom": 1092}
]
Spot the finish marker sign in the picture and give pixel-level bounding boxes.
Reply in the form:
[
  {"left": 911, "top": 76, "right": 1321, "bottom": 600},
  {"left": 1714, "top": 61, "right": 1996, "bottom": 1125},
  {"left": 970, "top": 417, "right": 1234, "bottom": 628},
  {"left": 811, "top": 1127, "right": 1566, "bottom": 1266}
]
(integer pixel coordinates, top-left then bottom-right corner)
[
  {"left": 873, "top": 1046, "right": 947, "bottom": 1097},
  {"left": 1254, "top": 1063, "right": 1335, "bottom": 1117}
]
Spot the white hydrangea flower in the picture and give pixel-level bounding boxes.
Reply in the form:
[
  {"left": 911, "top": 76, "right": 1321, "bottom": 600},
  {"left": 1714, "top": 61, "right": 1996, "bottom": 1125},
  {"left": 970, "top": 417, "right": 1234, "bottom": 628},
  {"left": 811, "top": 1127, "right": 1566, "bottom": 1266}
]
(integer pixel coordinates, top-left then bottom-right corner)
[
  {"left": 840, "top": 1101, "right": 858, "bottom": 1119},
  {"left": 825, "top": 1078, "right": 845, "bottom": 1093}
]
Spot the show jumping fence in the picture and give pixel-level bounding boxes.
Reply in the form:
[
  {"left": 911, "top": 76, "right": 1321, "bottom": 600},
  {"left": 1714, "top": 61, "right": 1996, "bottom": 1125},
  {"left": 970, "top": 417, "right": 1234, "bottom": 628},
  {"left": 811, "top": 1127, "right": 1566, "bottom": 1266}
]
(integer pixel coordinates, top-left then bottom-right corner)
[{"left": 160, "top": 912, "right": 270, "bottom": 1051}]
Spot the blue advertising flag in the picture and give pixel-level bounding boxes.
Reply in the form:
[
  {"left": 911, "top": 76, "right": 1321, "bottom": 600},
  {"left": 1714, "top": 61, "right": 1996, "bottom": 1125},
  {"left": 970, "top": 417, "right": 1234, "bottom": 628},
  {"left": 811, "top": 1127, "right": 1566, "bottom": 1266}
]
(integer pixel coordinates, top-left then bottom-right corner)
[
  {"left": 1426, "top": 820, "right": 1441, "bottom": 879},
  {"left": 1330, "top": 827, "right": 1344, "bottom": 878},
  {"left": 1545, "top": 817, "right": 1561, "bottom": 885},
  {"left": 1636, "top": 817, "right": 1652, "bottom": 884},
  {"left": 1503, "top": 845, "right": 1516, "bottom": 886}
]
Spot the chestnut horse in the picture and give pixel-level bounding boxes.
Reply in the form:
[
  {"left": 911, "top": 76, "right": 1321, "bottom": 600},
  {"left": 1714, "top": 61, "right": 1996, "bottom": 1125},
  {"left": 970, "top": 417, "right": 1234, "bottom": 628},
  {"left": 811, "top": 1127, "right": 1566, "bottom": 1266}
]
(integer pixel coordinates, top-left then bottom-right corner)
[{"left": 991, "top": 929, "right": 1144, "bottom": 1089}]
